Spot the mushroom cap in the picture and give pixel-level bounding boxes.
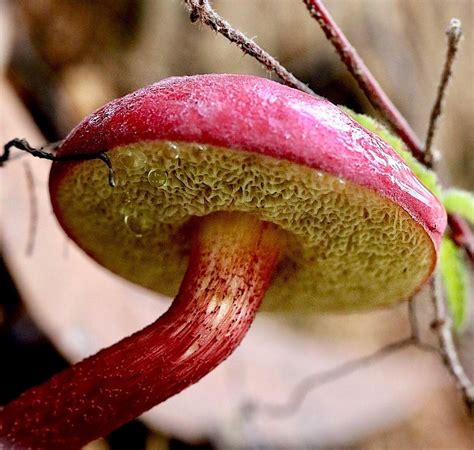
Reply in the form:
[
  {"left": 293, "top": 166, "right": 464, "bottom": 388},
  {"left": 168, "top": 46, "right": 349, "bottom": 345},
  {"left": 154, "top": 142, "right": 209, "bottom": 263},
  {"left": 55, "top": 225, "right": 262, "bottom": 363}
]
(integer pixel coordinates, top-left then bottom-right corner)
[{"left": 49, "top": 74, "right": 446, "bottom": 312}]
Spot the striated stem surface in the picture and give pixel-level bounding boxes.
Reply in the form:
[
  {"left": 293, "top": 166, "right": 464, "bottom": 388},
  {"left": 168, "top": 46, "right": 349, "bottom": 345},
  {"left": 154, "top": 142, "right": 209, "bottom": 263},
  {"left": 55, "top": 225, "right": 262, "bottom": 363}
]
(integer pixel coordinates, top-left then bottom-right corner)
[{"left": 0, "top": 212, "right": 284, "bottom": 449}]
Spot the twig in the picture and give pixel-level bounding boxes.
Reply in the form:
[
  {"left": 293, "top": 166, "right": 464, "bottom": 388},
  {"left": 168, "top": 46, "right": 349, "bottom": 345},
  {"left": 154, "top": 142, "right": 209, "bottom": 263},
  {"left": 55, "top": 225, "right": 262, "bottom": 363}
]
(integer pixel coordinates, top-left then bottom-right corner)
[
  {"left": 424, "top": 19, "right": 463, "bottom": 167},
  {"left": 302, "top": 0, "right": 425, "bottom": 164},
  {"left": 246, "top": 301, "right": 437, "bottom": 418},
  {"left": 430, "top": 272, "right": 474, "bottom": 415},
  {"left": 1, "top": 138, "right": 116, "bottom": 187},
  {"left": 182, "top": 0, "right": 315, "bottom": 95},
  {"left": 250, "top": 337, "right": 417, "bottom": 417},
  {"left": 448, "top": 214, "right": 474, "bottom": 262},
  {"left": 302, "top": 0, "right": 473, "bottom": 262},
  {"left": 300, "top": 1, "right": 474, "bottom": 413},
  {"left": 22, "top": 162, "right": 38, "bottom": 256}
]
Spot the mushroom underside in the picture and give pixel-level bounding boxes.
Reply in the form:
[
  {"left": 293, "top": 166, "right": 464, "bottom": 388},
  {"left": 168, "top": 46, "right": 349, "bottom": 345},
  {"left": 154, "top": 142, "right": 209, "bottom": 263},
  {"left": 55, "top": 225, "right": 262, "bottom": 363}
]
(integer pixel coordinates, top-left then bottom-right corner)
[{"left": 53, "top": 140, "right": 435, "bottom": 312}]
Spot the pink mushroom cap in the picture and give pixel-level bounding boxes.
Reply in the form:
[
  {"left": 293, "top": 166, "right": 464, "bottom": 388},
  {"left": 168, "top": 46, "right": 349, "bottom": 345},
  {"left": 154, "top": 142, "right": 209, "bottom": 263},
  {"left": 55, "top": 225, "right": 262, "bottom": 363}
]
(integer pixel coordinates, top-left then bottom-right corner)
[{"left": 50, "top": 74, "right": 447, "bottom": 312}]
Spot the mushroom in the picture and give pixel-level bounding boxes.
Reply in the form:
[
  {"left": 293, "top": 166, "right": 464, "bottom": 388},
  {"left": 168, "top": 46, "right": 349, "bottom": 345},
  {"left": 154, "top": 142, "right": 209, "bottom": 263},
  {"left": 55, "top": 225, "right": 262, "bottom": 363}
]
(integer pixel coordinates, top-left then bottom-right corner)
[{"left": 0, "top": 74, "right": 446, "bottom": 449}]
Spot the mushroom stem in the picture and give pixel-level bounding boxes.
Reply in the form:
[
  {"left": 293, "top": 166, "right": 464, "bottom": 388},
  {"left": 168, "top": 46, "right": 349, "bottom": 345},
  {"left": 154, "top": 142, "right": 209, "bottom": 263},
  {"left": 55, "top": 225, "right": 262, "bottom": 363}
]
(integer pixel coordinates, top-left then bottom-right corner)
[{"left": 0, "top": 212, "right": 285, "bottom": 449}]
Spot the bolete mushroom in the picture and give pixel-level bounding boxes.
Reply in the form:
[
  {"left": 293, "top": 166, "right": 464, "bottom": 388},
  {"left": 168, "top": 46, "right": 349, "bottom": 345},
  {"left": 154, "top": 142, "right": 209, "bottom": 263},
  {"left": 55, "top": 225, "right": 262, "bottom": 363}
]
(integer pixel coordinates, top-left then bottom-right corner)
[{"left": 0, "top": 74, "right": 446, "bottom": 449}]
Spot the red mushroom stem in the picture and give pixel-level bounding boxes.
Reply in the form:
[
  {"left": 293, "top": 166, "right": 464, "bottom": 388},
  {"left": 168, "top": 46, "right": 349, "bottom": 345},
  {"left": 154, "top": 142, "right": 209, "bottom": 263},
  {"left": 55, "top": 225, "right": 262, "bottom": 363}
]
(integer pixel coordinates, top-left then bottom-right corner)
[{"left": 0, "top": 212, "right": 285, "bottom": 449}]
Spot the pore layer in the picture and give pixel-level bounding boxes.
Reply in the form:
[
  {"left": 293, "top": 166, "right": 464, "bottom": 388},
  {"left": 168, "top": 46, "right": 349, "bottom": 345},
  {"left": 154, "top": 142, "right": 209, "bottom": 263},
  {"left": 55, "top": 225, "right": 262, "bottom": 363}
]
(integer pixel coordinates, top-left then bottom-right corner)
[{"left": 53, "top": 141, "right": 435, "bottom": 312}]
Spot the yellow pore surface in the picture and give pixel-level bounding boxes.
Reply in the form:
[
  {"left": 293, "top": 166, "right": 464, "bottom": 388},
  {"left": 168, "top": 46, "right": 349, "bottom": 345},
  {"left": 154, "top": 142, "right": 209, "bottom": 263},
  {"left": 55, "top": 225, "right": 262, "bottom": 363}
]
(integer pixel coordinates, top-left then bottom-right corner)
[{"left": 54, "top": 141, "right": 435, "bottom": 313}]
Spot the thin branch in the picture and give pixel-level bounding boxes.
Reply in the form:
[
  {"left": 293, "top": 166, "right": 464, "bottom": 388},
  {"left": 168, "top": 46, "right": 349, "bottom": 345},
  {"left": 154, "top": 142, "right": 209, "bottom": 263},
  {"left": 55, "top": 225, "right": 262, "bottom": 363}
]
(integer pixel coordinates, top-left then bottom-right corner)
[
  {"left": 302, "top": 1, "right": 473, "bottom": 262},
  {"left": 1, "top": 138, "right": 116, "bottom": 187},
  {"left": 302, "top": 0, "right": 425, "bottom": 164},
  {"left": 246, "top": 301, "right": 436, "bottom": 419},
  {"left": 430, "top": 272, "right": 474, "bottom": 415},
  {"left": 448, "top": 214, "right": 474, "bottom": 262},
  {"left": 22, "top": 162, "right": 38, "bottom": 256},
  {"left": 424, "top": 19, "right": 463, "bottom": 166},
  {"left": 304, "top": 1, "right": 474, "bottom": 410},
  {"left": 250, "top": 337, "right": 416, "bottom": 417},
  {"left": 182, "top": 0, "right": 315, "bottom": 95}
]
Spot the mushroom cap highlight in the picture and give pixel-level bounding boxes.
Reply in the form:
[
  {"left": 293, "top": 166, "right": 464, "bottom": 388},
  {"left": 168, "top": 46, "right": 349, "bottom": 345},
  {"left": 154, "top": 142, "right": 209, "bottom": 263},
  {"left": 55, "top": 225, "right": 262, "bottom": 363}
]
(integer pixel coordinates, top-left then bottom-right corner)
[{"left": 49, "top": 74, "right": 446, "bottom": 312}]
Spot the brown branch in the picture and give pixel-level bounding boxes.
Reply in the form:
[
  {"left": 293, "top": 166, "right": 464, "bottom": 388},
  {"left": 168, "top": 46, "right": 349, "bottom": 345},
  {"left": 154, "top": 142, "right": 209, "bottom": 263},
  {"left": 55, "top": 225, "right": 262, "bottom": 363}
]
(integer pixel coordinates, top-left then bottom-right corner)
[
  {"left": 302, "top": 0, "right": 425, "bottom": 164},
  {"left": 182, "top": 0, "right": 315, "bottom": 95},
  {"left": 1, "top": 138, "right": 116, "bottom": 187},
  {"left": 301, "top": 1, "right": 473, "bottom": 262},
  {"left": 250, "top": 338, "right": 437, "bottom": 418},
  {"left": 448, "top": 214, "right": 474, "bottom": 262},
  {"left": 252, "top": 338, "right": 415, "bottom": 417},
  {"left": 301, "top": 1, "right": 474, "bottom": 412},
  {"left": 430, "top": 273, "right": 474, "bottom": 415},
  {"left": 424, "top": 19, "right": 463, "bottom": 167},
  {"left": 247, "top": 302, "right": 437, "bottom": 418}
]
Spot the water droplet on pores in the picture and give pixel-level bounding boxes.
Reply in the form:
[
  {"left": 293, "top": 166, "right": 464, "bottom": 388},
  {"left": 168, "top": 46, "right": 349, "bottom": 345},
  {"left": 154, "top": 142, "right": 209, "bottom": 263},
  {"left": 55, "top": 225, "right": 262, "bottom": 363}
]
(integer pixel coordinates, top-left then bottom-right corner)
[
  {"left": 124, "top": 212, "right": 153, "bottom": 237},
  {"left": 313, "top": 171, "right": 324, "bottom": 182},
  {"left": 192, "top": 144, "right": 207, "bottom": 152},
  {"left": 117, "top": 149, "right": 147, "bottom": 170},
  {"left": 147, "top": 169, "right": 168, "bottom": 187},
  {"left": 163, "top": 142, "right": 180, "bottom": 159}
]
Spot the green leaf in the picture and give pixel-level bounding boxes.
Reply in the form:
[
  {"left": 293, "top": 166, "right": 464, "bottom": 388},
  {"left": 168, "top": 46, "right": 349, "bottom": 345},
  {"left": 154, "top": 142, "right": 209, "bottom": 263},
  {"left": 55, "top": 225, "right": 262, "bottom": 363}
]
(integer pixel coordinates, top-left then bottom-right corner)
[
  {"left": 439, "top": 236, "right": 470, "bottom": 330},
  {"left": 340, "top": 107, "right": 442, "bottom": 197},
  {"left": 442, "top": 189, "right": 474, "bottom": 225}
]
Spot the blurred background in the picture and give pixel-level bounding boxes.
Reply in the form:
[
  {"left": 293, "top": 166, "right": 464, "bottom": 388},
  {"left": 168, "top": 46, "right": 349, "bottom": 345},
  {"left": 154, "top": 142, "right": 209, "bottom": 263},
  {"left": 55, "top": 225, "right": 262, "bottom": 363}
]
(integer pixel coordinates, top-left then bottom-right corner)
[{"left": 0, "top": 0, "right": 473, "bottom": 449}]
